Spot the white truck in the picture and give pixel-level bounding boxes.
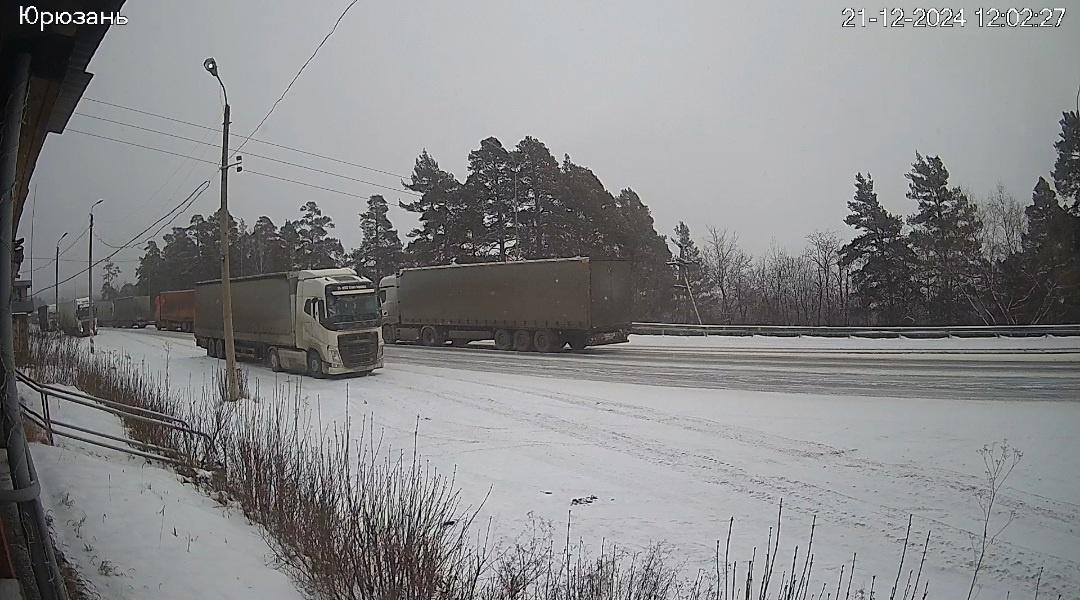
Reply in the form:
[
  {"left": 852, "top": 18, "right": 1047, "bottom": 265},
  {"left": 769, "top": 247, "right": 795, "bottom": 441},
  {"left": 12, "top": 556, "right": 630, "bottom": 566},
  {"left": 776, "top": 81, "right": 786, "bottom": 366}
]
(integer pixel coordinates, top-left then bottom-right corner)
[
  {"left": 59, "top": 297, "right": 95, "bottom": 337},
  {"left": 194, "top": 268, "right": 383, "bottom": 377}
]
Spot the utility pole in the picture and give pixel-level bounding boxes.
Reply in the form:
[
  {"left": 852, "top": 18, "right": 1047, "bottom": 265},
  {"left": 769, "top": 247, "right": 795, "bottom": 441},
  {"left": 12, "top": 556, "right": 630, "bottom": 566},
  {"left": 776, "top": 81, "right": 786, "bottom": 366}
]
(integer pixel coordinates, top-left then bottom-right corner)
[
  {"left": 668, "top": 241, "right": 704, "bottom": 328},
  {"left": 55, "top": 232, "right": 67, "bottom": 328},
  {"left": 88, "top": 199, "right": 103, "bottom": 349},
  {"left": 204, "top": 57, "right": 241, "bottom": 401}
]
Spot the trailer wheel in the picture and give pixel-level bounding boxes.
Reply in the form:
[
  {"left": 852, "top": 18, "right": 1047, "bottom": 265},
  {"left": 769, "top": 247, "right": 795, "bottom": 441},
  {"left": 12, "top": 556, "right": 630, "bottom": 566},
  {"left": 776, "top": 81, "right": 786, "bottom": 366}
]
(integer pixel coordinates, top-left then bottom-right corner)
[
  {"left": 494, "top": 329, "right": 513, "bottom": 351},
  {"left": 215, "top": 338, "right": 226, "bottom": 359},
  {"left": 533, "top": 329, "right": 559, "bottom": 353},
  {"left": 420, "top": 326, "right": 441, "bottom": 346},
  {"left": 204, "top": 339, "right": 214, "bottom": 357},
  {"left": 268, "top": 348, "right": 282, "bottom": 373},
  {"left": 307, "top": 351, "right": 325, "bottom": 378},
  {"left": 513, "top": 330, "right": 534, "bottom": 352},
  {"left": 567, "top": 333, "right": 587, "bottom": 352}
]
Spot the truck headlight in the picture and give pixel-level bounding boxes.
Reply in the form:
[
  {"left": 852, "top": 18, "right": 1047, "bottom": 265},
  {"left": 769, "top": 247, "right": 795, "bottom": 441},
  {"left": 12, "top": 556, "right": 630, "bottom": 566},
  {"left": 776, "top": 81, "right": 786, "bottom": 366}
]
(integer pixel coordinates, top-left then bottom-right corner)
[{"left": 327, "top": 346, "right": 341, "bottom": 363}]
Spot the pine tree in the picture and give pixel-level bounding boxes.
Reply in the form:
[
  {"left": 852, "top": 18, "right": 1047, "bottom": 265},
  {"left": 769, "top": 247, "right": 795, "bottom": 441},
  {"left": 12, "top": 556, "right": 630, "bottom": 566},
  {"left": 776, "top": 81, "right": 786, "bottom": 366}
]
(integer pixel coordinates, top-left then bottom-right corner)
[
  {"left": 296, "top": 201, "right": 344, "bottom": 268},
  {"left": 1052, "top": 111, "right": 1080, "bottom": 211},
  {"left": 249, "top": 216, "right": 284, "bottom": 274},
  {"left": 511, "top": 136, "right": 561, "bottom": 258},
  {"left": 351, "top": 194, "right": 404, "bottom": 283},
  {"left": 1020, "top": 177, "right": 1079, "bottom": 322},
  {"left": 840, "top": 172, "right": 915, "bottom": 324},
  {"left": 466, "top": 137, "right": 516, "bottom": 260},
  {"left": 610, "top": 188, "right": 674, "bottom": 320},
  {"left": 557, "top": 155, "right": 614, "bottom": 257},
  {"left": 905, "top": 153, "right": 982, "bottom": 324},
  {"left": 401, "top": 150, "right": 479, "bottom": 265},
  {"left": 160, "top": 225, "right": 199, "bottom": 290},
  {"left": 136, "top": 240, "right": 165, "bottom": 296},
  {"left": 100, "top": 260, "right": 121, "bottom": 300}
]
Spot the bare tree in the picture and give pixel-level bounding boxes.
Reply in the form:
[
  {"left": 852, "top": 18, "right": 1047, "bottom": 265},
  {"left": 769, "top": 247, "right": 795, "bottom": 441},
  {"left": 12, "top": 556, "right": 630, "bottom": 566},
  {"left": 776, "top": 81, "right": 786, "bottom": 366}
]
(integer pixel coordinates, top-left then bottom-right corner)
[{"left": 806, "top": 231, "right": 842, "bottom": 325}]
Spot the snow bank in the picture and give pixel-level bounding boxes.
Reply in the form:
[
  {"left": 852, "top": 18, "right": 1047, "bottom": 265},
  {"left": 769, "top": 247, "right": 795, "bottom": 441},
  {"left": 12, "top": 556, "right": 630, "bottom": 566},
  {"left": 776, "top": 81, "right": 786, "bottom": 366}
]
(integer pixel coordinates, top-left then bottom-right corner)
[{"left": 21, "top": 383, "right": 303, "bottom": 600}]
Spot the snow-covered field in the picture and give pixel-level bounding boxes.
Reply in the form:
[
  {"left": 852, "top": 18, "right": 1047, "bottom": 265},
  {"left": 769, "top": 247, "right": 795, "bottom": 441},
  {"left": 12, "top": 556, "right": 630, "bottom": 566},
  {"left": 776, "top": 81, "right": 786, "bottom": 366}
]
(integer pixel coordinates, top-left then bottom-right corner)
[
  {"left": 79, "top": 330, "right": 1080, "bottom": 597},
  {"left": 21, "top": 382, "right": 304, "bottom": 600}
]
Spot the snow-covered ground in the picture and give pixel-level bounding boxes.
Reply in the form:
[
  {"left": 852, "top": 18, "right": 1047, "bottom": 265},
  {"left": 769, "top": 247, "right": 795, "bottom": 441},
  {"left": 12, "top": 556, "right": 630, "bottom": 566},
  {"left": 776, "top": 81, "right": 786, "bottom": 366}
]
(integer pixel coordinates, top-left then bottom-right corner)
[
  {"left": 84, "top": 330, "right": 1080, "bottom": 597},
  {"left": 20, "top": 382, "right": 304, "bottom": 600}
]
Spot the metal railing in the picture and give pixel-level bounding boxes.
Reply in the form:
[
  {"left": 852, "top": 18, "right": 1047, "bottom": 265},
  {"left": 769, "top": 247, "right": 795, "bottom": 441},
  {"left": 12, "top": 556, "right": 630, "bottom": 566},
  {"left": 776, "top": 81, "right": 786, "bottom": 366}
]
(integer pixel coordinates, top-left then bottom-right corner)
[
  {"left": 16, "top": 371, "right": 221, "bottom": 471},
  {"left": 630, "top": 322, "right": 1080, "bottom": 338}
]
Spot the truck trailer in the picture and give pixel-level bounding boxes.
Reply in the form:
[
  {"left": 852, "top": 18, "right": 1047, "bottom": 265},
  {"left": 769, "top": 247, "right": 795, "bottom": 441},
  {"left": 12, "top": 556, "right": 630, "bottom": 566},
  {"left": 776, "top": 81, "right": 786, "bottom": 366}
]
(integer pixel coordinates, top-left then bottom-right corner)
[
  {"left": 379, "top": 257, "right": 633, "bottom": 352},
  {"left": 155, "top": 289, "right": 194, "bottom": 332},
  {"left": 109, "top": 296, "right": 153, "bottom": 328},
  {"left": 194, "top": 268, "right": 383, "bottom": 377}
]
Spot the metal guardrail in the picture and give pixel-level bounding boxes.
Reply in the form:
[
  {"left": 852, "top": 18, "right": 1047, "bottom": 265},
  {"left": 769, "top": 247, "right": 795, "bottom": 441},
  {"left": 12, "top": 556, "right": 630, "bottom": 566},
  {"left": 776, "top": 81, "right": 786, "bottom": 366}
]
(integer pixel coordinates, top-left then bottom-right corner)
[
  {"left": 630, "top": 322, "right": 1080, "bottom": 338},
  {"left": 16, "top": 371, "right": 220, "bottom": 471}
]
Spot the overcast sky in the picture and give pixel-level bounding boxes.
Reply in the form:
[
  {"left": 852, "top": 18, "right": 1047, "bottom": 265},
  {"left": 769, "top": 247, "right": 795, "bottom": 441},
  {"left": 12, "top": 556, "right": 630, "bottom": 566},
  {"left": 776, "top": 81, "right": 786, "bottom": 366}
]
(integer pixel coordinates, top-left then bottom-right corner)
[{"left": 21, "top": 0, "right": 1080, "bottom": 299}]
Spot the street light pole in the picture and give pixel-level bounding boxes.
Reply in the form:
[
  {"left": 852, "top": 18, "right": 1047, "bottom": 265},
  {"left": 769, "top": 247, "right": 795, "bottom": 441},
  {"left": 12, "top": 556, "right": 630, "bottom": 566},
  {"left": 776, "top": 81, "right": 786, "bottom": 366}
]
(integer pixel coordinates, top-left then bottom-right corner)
[
  {"left": 204, "top": 57, "right": 240, "bottom": 401},
  {"left": 55, "top": 232, "right": 67, "bottom": 330},
  {"left": 89, "top": 199, "right": 103, "bottom": 349}
]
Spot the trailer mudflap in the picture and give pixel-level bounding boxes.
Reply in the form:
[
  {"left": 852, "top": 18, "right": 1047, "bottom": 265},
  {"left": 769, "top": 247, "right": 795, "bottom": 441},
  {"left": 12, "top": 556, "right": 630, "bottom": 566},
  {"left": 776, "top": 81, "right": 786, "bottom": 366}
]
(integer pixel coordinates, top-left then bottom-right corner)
[{"left": 586, "top": 329, "right": 629, "bottom": 347}]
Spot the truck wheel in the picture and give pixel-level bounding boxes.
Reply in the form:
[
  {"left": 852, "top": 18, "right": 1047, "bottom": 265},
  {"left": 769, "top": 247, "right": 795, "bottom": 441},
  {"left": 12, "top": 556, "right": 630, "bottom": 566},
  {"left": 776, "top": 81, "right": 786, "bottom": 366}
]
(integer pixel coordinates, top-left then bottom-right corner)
[
  {"left": 533, "top": 329, "right": 559, "bottom": 353},
  {"left": 513, "top": 330, "right": 534, "bottom": 352},
  {"left": 268, "top": 348, "right": 282, "bottom": 373},
  {"left": 216, "top": 339, "right": 226, "bottom": 359},
  {"left": 494, "top": 329, "right": 513, "bottom": 351},
  {"left": 204, "top": 339, "right": 214, "bottom": 357},
  {"left": 307, "top": 351, "right": 325, "bottom": 378}
]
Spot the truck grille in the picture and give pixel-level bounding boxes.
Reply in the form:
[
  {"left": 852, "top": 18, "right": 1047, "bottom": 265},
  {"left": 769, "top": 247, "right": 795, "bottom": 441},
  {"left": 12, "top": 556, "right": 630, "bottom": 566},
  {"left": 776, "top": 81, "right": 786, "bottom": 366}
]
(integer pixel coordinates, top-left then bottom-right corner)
[{"left": 338, "top": 332, "right": 379, "bottom": 368}]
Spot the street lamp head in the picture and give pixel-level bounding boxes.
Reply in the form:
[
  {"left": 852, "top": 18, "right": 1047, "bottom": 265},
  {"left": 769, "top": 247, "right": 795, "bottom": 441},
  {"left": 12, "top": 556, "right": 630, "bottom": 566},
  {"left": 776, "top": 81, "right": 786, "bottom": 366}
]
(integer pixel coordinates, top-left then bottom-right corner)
[
  {"left": 57, "top": 232, "right": 68, "bottom": 245},
  {"left": 203, "top": 57, "right": 219, "bottom": 77}
]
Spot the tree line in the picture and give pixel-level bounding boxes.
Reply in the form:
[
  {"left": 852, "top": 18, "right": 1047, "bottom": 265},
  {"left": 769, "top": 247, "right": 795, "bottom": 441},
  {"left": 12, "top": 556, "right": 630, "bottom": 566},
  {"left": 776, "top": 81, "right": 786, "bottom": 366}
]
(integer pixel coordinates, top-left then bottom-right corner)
[
  {"left": 116, "top": 114, "right": 1078, "bottom": 325},
  {"left": 114, "top": 135, "right": 675, "bottom": 320},
  {"left": 673, "top": 111, "right": 1079, "bottom": 326}
]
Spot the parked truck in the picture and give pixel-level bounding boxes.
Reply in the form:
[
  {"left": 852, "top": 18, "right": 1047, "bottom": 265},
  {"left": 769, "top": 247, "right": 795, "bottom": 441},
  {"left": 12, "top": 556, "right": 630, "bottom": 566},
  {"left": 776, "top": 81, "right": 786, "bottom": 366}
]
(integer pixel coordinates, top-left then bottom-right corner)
[
  {"left": 194, "top": 268, "right": 383, "bottom": 377},
  {"left": 109, "top": 296, "right": 153, "bottom": 328},
  {"left": 379, "top": 257, "right": 633, "bottom": 352},
  {"left": 58, "top": 297, "right": 95, "bottom": 337},
  {"left": 155, "top": 289, "right": 194, "bottom": 331}
]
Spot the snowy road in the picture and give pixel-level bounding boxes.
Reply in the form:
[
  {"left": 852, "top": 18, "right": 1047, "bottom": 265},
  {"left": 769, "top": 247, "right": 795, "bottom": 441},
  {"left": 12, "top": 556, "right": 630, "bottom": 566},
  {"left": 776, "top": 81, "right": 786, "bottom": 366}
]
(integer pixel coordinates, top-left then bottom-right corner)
[
  {"left": 89, "top": 328, "right": 1080, "bottom": 597},
  {"left": 384, "top": 336, "right": 1080, "bottom": 401}
]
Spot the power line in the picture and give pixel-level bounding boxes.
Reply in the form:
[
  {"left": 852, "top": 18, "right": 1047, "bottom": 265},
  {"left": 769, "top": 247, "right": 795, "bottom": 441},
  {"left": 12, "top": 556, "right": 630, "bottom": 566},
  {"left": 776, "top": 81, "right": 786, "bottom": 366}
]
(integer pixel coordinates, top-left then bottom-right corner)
[
  {"left": 235, "top": 0, "right": 361, "bottom": 154},
  {"left": 72, "top": 113, "right": 420, "bottom": 197},
  {"left": 34, "top": 180, "right": 212, "bottom": 297},
  {"left": 80, "top": 98, "right": 408, "bottom": 179},
  {"left": 66, "top": 128, "right": 419, "bottom": 205}
]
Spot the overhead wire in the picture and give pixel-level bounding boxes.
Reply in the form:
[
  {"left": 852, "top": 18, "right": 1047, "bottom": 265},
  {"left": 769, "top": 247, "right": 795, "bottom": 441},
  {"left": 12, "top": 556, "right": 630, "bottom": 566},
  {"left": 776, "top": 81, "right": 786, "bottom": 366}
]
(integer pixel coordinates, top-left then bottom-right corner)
[
  {"left": 66, "top": 127, "right": 420, "bottom": 203},
  {"left": 234, "top": 0, "right": 361, "bottom": 155},
  {"left": 71, "top": 113, "right": 420, "bottom": 197},
  {"left": 78, "top": 99, "right": 408, "bottom": 179},
  {"left": 34, "top": 179, "right": 212, "bottom": 298}
]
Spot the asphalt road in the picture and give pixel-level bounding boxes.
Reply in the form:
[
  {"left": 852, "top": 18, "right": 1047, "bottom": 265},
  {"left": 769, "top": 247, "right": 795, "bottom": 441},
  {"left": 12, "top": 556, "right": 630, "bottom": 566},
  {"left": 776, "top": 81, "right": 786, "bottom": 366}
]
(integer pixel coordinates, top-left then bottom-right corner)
[
  {"left": 384, "top": 340, "right": 1080, "bottom": 401},
  {"left": 136, "top": 328, "right": 1079, "bottom": 401}
]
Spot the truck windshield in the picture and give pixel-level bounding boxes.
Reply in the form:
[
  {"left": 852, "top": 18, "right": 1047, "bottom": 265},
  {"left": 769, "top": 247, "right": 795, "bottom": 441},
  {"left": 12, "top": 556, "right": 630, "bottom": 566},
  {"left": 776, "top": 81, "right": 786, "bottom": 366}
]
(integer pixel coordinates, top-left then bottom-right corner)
[{"left": 324, "top": 292, "right": 379, "bottom": 326}]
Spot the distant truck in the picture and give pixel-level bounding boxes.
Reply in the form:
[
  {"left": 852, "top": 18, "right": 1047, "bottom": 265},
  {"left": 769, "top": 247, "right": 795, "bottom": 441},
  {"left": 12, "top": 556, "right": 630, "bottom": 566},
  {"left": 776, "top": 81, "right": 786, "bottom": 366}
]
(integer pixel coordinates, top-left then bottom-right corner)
[
  {"left": 379, "top": 257, "right": 633, "bottom": 352},
  {"left": 194, "top": 268, "right": 383, "bottom": 377},
  {"left": 109, "top": 296, "right": 153, "bottom": 328},
  {"left": 155, "top": 289, "right": 194, "bottom": 332},
  {"left": 36, "top": 304, "right": 58, "bottom": 332},
  {"left": 59, "top": 297, "right": 94, "bottom": 337}
]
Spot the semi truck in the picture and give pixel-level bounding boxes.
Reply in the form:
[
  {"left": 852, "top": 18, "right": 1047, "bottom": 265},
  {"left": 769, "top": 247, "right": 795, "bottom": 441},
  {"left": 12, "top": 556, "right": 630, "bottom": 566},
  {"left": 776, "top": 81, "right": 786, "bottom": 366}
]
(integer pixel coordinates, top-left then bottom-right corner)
[
  {"left": 194, "top": 268, "right": 383, "bottom": 377},
  {"left": 108, "top": 296, "right": 153, "bottom": 328},
  {"left": 58, "top": 297, "right": 95, "bottom": 337},
  {"left": 155, "top": 289, "right": 194, "bottom": 332},
  {"left": 379, "top": 257, "right": 633, "bottom": 352}
]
